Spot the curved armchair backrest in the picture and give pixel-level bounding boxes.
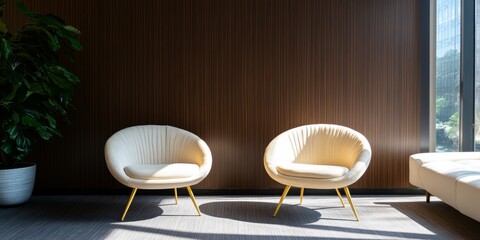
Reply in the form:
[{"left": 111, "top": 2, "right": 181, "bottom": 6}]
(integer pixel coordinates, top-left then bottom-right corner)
[
  {"left": 105, "top": 125, "right": 212, "bottom": 188},
  {"left": 266, "top": 124, "right": 371, "bottom": 169},
  {"left": 106, "top": 125, "right": 207, "bottom": 165}
]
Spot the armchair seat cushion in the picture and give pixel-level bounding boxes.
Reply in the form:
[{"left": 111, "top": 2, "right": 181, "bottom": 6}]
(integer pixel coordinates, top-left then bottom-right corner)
[
  {"left": 124, "top": 163, "right": 200, "bottom": 180},
  {"left": 276, "top": 163, "right": 349, "bottom": 179}
]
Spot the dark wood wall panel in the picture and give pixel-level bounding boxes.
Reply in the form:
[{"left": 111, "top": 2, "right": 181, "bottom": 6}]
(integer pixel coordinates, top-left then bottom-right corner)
[{"left": 4, "top": 0, "right": 421, "bottom": 190}]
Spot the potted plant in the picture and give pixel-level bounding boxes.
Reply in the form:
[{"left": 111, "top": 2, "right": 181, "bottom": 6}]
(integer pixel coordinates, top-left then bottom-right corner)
[{"left": 0, "top": 1, "right": 82, "bottom": 205}]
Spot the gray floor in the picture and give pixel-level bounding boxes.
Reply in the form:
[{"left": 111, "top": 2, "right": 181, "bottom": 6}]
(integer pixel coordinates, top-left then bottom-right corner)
[{"left": 1, "top": 194, "right": 479, "bottom": 239}]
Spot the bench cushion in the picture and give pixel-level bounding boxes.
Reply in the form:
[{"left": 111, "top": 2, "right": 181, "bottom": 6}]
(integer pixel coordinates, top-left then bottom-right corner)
[
  {"left": 419, "top": 161, "right": 474, "bottom": 207},
  {"left": 455, "top": 160, "right": 480, "bottom": 170}
]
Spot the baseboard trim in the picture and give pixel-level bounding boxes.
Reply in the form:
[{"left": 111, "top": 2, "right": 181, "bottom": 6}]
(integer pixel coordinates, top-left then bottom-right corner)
[{"left": 33, "top": 188, "right": 425, "bottom": 196}]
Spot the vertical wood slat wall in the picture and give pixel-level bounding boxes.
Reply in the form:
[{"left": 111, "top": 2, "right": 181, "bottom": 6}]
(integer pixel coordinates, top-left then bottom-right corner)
[{"left": 4, "top": 0, "right": 421, "bottom": 190}]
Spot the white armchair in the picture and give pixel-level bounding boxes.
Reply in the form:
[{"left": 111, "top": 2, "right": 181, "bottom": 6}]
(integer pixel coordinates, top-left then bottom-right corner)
[
  {"left": 105, "top": 125, "right": 212, "bottom": 221},
  {"left": 264, "top": 124, "right": 371, "bottom": 220}
]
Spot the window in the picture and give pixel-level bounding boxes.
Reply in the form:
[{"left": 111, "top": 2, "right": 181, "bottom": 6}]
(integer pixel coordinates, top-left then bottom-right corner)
[
  {"left": 434, "top": 0, "right": 476, "bottom": 152},
  {"left": 435, "top": 0, "right": 461, "bottom": 152}
]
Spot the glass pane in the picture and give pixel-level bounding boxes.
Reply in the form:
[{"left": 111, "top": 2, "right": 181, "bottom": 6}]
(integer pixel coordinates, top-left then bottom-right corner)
[
  {"left": 436, "top": 0, "right": 461, "bottom": 152},
  {"left": 475, "top": 0, "right": 480, "bottom": 150}
]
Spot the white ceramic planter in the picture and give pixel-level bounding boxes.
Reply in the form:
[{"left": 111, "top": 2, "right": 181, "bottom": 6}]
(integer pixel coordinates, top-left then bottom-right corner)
[{"left": 0, "top": 163, "right": 36, "bottom": 206}]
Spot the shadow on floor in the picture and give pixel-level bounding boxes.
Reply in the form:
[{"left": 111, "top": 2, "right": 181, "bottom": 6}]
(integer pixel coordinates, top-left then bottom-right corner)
[
  {"left": 0, "top": 195, "right": 164, "bottom": 222},
  {"left": 199, "top": 201, "right": 322, "bottom": 224},
  {"left": 198, "top": 200, "right": 436, "bottom": 239},
  {"left": 376, "top": 200, "right": 480, "bottom": 239}
]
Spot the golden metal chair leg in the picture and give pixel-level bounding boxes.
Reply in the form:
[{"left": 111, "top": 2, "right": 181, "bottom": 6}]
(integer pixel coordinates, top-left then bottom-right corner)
[
  {"left": 186, "top": 186, "right": 201, "bottom": 216},
  {"left": 335, "top": 188, "right": 345, "bottom": 207},
  {"left": 299, "top": 188, "right": 304, "bottom": 205},
  {"left": 273, "top": 185, "right": 291, "bottom": 217},
  {"left": 174, "top": 188, "right": 178, "bottom": 205},
  {"left": 121, "top": 188, "right": 138, "bottom": 221},
  {"left": 344, "top": 187, "right": 359, "bottom": 221}
]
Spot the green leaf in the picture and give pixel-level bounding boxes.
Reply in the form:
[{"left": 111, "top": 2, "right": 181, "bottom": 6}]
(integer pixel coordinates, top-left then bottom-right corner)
[
  {"left": 47, "top": 126, "right": 62, "bottom": 137},
  {"left": 22, "top": 109, "right": 42, "bottom": 118},
  {"left": 40, "top": 82, "right": 53, "bottom": 95},
  {"left": 56, "top": 66, "right": 80, "bottom": 84},
  {"left": 26, "top": 82, "right": 45, "bottom": 95},
  {"left": 7, "top": 125, "right": 20, "bottom": 140},
  {"left": 14, "top": 52, "right": 39, "bottom": 70},
  {"left": 12, "top": 111, "right": 20, "bottom": 123},
  {"left": 22, "top": 115, "right": 42, "bottom": 128},
  {"left": 15, "top": 133, "right": 31, "bottom": 151},
  {"left": 45, "top": 113, "right": 56, "bottom": 128},
  {"left": 45, "top": 66, "right": 79, "bottom": 92},
  {"left": 47, "top": 99, "right": 67, "bottom": 115},
  {"left": 4, "top": 81, "right": 21, "bottom": 101},
  {"left": 37, "top": 128, "right": 52, "bottom": 140},
  {"left": 69, "top": 38, "right": 83, "bottom": 51},
  {"left": 1, "top": 141, "right": 13, "bottom": 154},
  {"left": 0, "top": 37, "right": 11, "bottom": 60},
  {"left": 56, "top": 29, "right": 83, "bottom": 51},
  {"left": 12, "top": 83, "right": 28, "bottom": 102},
  {"left": 64, "top": 25, "right": 81, "bottom": 34},
  {"left": 41, "top": 28, "right": 61, "bottom": 51},
  {"left": 21, "top": 25, "right": 61, "bottom": 51},
  {"left": 36, "top": 14, "right": 64, "bottom": 27},
  {"left": 16, "top": 2, "right": 37, "bottom": 18}
]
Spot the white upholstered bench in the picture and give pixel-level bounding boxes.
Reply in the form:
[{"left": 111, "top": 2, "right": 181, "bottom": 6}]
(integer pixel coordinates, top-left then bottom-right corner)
[{"left": 409, "top": 152, "right": 480, "bottom": 222}]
